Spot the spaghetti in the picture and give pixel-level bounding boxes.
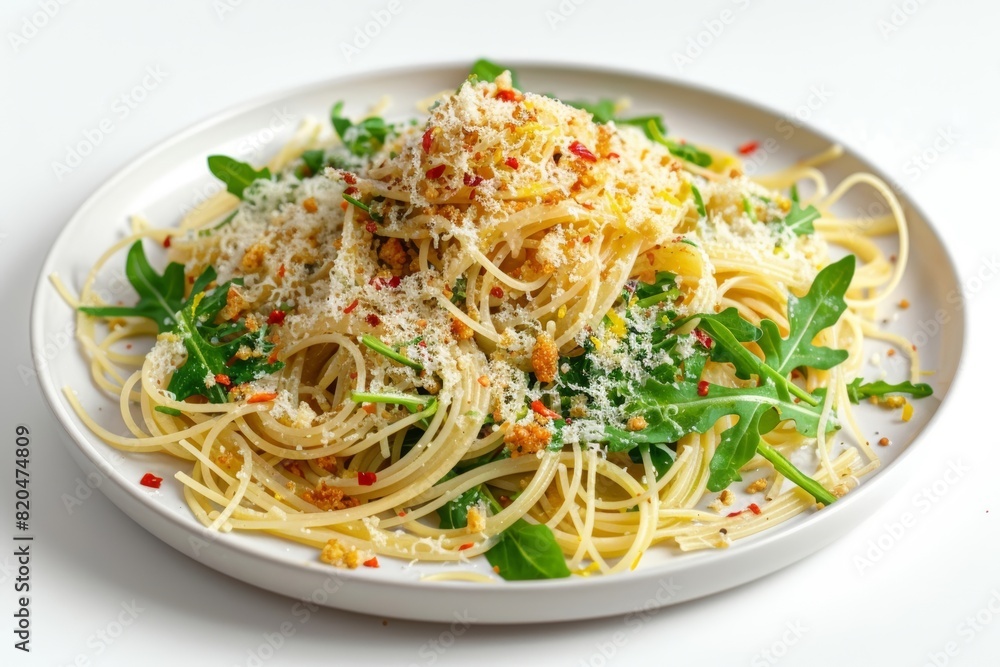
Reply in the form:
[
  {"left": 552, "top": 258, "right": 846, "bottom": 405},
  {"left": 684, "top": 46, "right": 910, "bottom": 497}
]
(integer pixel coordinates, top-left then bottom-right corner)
[{"left": 60, "top": 65, "right": 930, "bottom": 579}]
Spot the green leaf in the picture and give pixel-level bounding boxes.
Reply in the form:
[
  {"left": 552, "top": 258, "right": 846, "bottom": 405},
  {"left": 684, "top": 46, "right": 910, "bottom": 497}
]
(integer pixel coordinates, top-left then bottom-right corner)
[
  {"left": 330, "top": 102, "right": 390, "bottom": 157},
  {"left": 79, "top": 241, "right": 186, "bottom": 332},
  {"left": 485, "top": 519, "right": 570, "bottom": 581},
  {"left": 450, "top": 276, "right": 467, "bottom": 304},
  {"left": 79, "top": 241, "right": 284, "bottom": 404},
  {"left": 360, "top": 334, "right": 423, "bottom": 371},
  {"left": 300, "top": 149, "right": 326, "bottom": 176},
  {"left": 627, "top": 442, "right": 676, "bottom": 479},
  {"left": 781, "top": 202, "right": 821, "bottom": 236},
  {"left": 691, "top": 185, "right": 706, "bottom": 217},
  {"left": 469, "top": 58, "right": 520, "bottom": 89},
  {"left": 207, "top": 155, "right": 271, "bottom": 199},
  {"left": 437, "top": 485, "right": 484, "bottom": 529},
  {"left": 758, "top": 255, "right": 855, "bottom": 376},
  {"left": 633, "top": 271, "right": 680, "bottom": 308},
  {"left": 846, "top": 378, "right": 933, "bottom": 403},
  {"left": 647, "top": 120, "right": 712, "bottom": 167},
  {"left": 154, "top": 405, "right": 182, "bottom": 416},
  {"left": 342, "top": 193, "right": 383, "bottom": 222}
]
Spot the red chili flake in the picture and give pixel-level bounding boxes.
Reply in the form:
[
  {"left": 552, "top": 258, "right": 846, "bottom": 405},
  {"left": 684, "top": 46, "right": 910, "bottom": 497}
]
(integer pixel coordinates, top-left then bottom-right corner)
[
  {"left": 369, "top": 276, "right": 402, "bottom": 291},
  {"left": 126, "top": 343, "right": 132, "bottom": 349},
  {"left": 365, "top": 221, "right": 378, "bottom": 234},
  {"left": 530, "top": 400, "right": 561, "bottom": 420},
  {"left": 357, "top": 471, "right": 377, "bottom": 486},
  {"left": 214, "top": 373, "right": 232, "bottom": 387},
  {"left": 426, "top": 164, "right": 446, "bottom": 179},
  {"left": 248, "top": 392, "right": 278, "bottom": 404},
  {"left": 277, "top": 264, "right": 286, "bottom": 278},
  {"left": 343, "top": 299, "right": 359, "bottom": 314},
  {"left": 504, "top": 157, "right": 519, "bottom": 170},
  {"left": 267, "top": 309, "right": 286, "bottom": 325},
  {"left": 268, "top": 348, "right": 280, "bottom": 364},
  {"left": 498, "top": 495, "right": 512, "bottom": 508},
  {"left": 606, "top": 152, "right": 620, "bottom": 160},
  {"left": 726, "top": 509, "right": 743, "bottom": 518},
  {"left": 748, "top": 503, "right": 762, "bottom": 515},
  {"left": 344, "top": 186, "right": 358, "bottom": 195},
  {"left": 422, "top": 128, "right": 434, "bottom": 153},
  {"left": 162, "top": 235, "right": 172, "bottom": 248},
  {"left": 349, "top": 372, "right": 358, "bottom": 379},
  {"left": 397, "top": 510, "right": 407, "bottom": 517},
  {"left": 363, "top": 557, "right": 380, "bottom": 568},
  {"left": 737, "top": 140, "right": 760, "bottom": 155},
  {"left": 365, "top": 314, "right": 381, "bottom": 327},
  {"left": 582, "top": 235, "right": 592, "bottom": 244},
  {"left": 495, "top": 89, "right": 518, "bottom": 102},
  {"left": 418, "top": 340, "right": 427, "bottom": 347},
  {"left": 463, "top": 173, "right": 484, "bottom": 187},
  {"left": 568, "top": 140, "right": 597, "bottom": 162},
  {"left": 140, "top": 473, "right": 162, "bottom": 489},
  {"left": 458, "top": 543, "right": 475, "bottom": 551},
  {"left": 693, "top": 328, "right": 714, "bottom": 349},
  {"left": 490, "top": 286, "right": 505, "bottom": 299},
  {"left": 697, "top": 380, "right": 710, "bottom": 397},
  {"left": 342, "top": 172, "right": 358, "bottom": 185}
]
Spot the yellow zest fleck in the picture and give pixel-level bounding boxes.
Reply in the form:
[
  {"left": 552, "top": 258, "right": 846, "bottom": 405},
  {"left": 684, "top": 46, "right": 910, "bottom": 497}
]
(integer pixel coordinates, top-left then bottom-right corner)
[
  {"left": 655, "top": 189, "right": 682, "bottom": 206},
  {"left": 589, "top": 336, "right": 603, "bottom": 351},
  {"left": 191, "top": 292, "right": 204, "bottom": 311},
  {"left": 901, "top": 401, "right": 914, "bottom": 422},
  {"left": 570, "top": 562, "right": 602, "bottom": 577},
  {"left": 605, "top": 193, "right": 626, "bottom": 226},
  {"left": 515, "top": 183, "right": 550, "bottom": 198},
  {"left": 605, "top": 310, "right": 626, "bottom": 337},
  {"left": 556, "top": 305, "right": 567, "bottom": 319},
  {"left": 492, "top": 147, "right": 503, "bottom": 164}
]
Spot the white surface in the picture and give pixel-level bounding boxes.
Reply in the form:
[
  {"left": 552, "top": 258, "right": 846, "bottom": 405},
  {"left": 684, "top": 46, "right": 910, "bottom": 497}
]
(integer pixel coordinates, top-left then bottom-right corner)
[
  {"left": 30, "top": 62, "right": 965, "bottom": 625},
  {"left": 2, "top": 0, "right": 996, "bottom": 664}
]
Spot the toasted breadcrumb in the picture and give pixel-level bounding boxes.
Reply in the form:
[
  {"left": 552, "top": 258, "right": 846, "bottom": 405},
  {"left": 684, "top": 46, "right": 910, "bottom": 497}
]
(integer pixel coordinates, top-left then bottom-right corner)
[
  {"left": 302, "top": 482, "right": 360, "bottom": 511},
  {"left": 531, "top": 332, "right": 558, "bottom": 383},
  {"left": 745, "top": 478, "right": 767, "bottom": 494},
  {"left": 504, "top": 422, "right": 551, "bottom": 457},
  {"left": 319, "top": 539, "right": 362, "bottom": 568},
  {"left": 466, "top": 507, "right": 486, "bottom": 533},
  {"left": 451, "top": 317, "right": 475, "bottom": 340},
  {"left": 720, "top": 489, "right": 735, "bottom": 506},
  {"left": 626, "top": 416, "right": 648, "bottom": 432}
]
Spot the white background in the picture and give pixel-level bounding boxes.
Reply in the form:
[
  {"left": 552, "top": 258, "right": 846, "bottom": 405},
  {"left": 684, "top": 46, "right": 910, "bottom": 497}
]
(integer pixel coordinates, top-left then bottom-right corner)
[{"left": 2, "top": 1, "right": 998, "bottom": 665}]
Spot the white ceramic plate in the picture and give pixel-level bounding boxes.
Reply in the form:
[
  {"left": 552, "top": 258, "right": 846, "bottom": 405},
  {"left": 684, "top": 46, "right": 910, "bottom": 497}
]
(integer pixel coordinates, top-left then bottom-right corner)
[{"left": 32, "top": 62, "right": 965, "bottom": 624}]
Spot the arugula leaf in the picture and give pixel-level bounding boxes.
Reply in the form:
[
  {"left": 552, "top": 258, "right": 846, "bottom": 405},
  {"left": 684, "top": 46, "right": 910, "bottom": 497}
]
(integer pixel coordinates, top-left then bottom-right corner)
[
  {"left": 330, "top": 102, "right": 390, "bottom": 157},
  {"left": 207, "top": 155, "right": 271, "bottom": 199},
  {"left": 437, "top": 485, "right": 484, "bottom": 529},
  {"left": 646, "top": 120, "right": 712, "bottom": 168},
  {"left": 628, "top": 442, "right": 676, "bottom": 479},
  {"left": 80, "top": 241, "right": 284, "bottom": 403},
  {"left": 360, "top": 334, "right": 423, "bottom": 371},
  {"left": 450, "top": 276, "right": 467, "bottom": 304},
  {"left": 300, "top": 149, "right": 326, "bottom": 176},
  {"left": 79, "top": 241, "right": 186, "bottom": 332},
  {"left": 846, "top": 379, "right": 933, "bottom": 403},
  {"left": 485, "top": 519, "right": 570, "bottom": 581},
  {"left": 633, "top": 271, "right": 681, "bottom": 308},
  {"left": 561, "top": 98, "right": 667, "bottom": 140},
  {"left": 167, "top": 291, "right": 283, "bottom": 403},
  {"left": 469, "top": 58, "right": 521, "bottom": 89},
  {"left": 691, "top": 185, "right": 706, "bottom": 217},
  {"left": 780, "top": 202, "right": 821, "bottom": 236},
  {"left": 758, "top": 255, "right": 854, "bottom": 377}
]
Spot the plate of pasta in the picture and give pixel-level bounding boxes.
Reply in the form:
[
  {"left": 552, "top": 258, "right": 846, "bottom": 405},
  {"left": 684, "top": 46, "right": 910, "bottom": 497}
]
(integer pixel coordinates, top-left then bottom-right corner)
[{"left": 32, "top": 60, "right": 964, "bottom": 623}]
